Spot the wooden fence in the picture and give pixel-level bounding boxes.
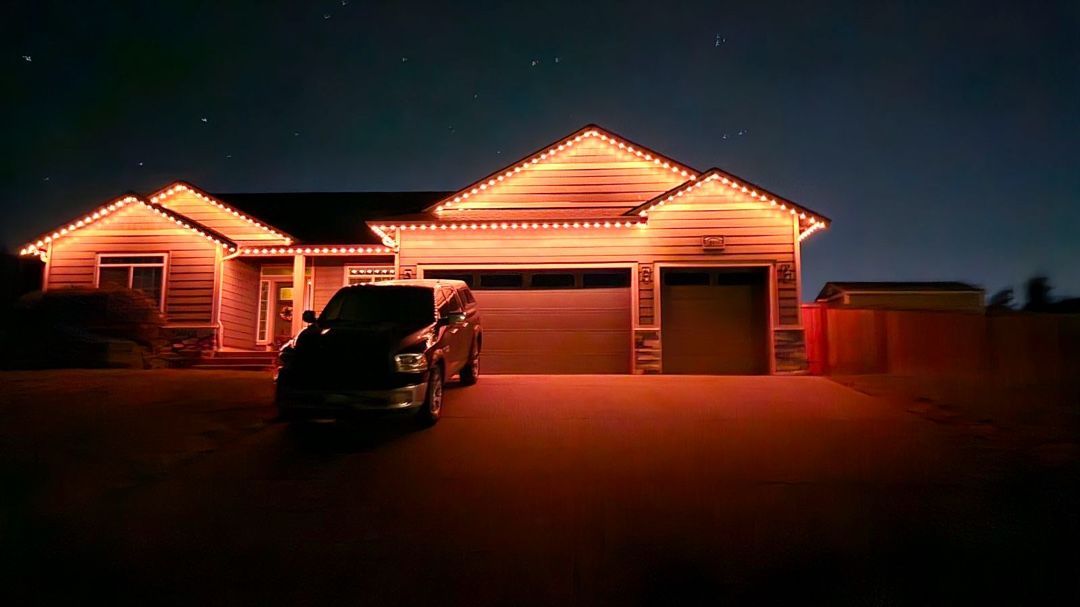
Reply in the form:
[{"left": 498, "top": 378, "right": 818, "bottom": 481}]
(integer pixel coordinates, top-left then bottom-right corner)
[{"left": 802, "top": 304, "right": 1080, "bottom": 383}]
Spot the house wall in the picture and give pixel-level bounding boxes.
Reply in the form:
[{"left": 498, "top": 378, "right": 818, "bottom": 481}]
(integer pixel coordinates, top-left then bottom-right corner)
[
  {"left": 311, "top": 256, "right": 396, "bottom": 313},
  {"left": 396, "top": 182, "right": 803, "bottom": 373},
  {"left": 44, "top": 203, "right": 220, "bottom": 326},
  {"left": 220, "top": 258, "right": 259, "bottom": 349},
  {"left": 437, "top": 135, "right": 689, "bottom": 216}
]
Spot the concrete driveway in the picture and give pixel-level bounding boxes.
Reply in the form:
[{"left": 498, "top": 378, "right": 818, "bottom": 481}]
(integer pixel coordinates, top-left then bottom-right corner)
[{"left": 3, "top": 372, "right": 1077, "bottom": 605}]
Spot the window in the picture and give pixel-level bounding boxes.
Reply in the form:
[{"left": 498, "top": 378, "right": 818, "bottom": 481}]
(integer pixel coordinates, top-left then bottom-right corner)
[
  {"left": 582, "top": 271, "right": 630, "bottom": 288},
  {"left": 663, "top": 271, "right": 710, "bottom": 286},
  {"left": 97, "top": 254, "right": 166, "bottom": 308},
  {"left": 458, "top": 288, "right": 476, "bottom": 305},
  {"left": 345, "top": 266, "right": 396, "bottom": 285},
  {"left": 531, "top": 273, "right": 575, "bottom": 289},
  {"left": 478, "top": 273, "right": 524, "bottom": 289},
  {"left": 256, "top": 280, "right": 270, "bottom": 343},
  {"left": 438, "top": 287, "right": 463, "bottom": 317}
]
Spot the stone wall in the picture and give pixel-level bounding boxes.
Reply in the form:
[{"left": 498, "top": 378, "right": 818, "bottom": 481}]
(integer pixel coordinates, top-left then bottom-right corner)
[{"left": 773, "top": 328, "right": 808, "bottom": 374}]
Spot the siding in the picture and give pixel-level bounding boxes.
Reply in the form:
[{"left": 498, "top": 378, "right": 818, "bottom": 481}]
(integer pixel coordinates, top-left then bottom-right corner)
[
  {"left": 311, "top": 257, "right": 396, "bottom": 313},
  {"left": 158, "top": 190, "right": 291, "bottom": 244},
  {"left": 399, "top": 181, "right": 801, "bottom": 327},
  {"left": 438, "top": 136, "right": 688, "bottom": 217},
  {"left": 313, "top": 259, "right": 344, "bottom": 313},
  {"left": 220, "top": 258, "right": 259, "bottom": 349},
  {"left": 45, "top": 203, "right": 220, "bottom": 324}
]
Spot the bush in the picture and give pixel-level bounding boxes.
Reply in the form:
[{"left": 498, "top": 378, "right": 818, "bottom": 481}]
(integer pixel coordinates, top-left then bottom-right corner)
[{"left": 0, "top": 287, "right": 164, "bottom": 369}]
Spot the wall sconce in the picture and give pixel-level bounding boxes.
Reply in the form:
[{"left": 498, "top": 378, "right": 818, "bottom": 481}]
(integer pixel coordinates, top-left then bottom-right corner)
[
  {"left": 640, "top": 264, "right": 653, "bottom": 285},
  {"left": 777, "top": 264, "right": 795, "bottom": 284}
]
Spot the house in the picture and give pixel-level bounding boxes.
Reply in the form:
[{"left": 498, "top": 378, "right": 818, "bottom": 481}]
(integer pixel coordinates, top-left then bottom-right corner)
[
  {"left": 19, "top": 125, "right": 829, "bottom": 374},
  {"left": 815, "top": 282, "right": 985, "bottom": 312}
]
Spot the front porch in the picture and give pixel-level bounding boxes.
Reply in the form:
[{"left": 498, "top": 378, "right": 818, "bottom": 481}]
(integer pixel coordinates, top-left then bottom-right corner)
[{"left": 218, "top": 248, "right": 396, "bottom": 352}]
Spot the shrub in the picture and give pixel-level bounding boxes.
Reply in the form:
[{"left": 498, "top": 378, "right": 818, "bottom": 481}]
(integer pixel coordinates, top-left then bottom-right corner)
[{"left": 0, "top": 287, "right": 164, "bottom": 369}]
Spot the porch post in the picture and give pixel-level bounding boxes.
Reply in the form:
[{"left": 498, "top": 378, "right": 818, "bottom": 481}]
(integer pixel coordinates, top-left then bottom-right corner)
[{"left": 291, "top": 254, "right": 307, "bottom": 336}]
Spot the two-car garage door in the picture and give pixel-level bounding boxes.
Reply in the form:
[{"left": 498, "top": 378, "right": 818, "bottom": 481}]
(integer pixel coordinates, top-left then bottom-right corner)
[{"left": 424, "top": 269, "right": 631, "bottom": 374}]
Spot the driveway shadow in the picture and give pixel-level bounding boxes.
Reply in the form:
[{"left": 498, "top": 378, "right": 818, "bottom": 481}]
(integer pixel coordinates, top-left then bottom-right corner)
[{"left": 279, "top": 416, "right": 423, "bottom": 455}]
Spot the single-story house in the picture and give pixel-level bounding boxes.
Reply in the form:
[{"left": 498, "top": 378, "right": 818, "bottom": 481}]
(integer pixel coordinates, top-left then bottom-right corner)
[
  {"left": 815, "top": 282, "right": 985, "bottom": 312},
  {"left": 19, "top": 125, "right": 830, "bottom": 374}
]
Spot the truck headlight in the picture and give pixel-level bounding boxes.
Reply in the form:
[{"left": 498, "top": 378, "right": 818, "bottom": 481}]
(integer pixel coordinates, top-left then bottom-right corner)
[{"left": 394, "top": 353, "right": 428, "bottom": 373}]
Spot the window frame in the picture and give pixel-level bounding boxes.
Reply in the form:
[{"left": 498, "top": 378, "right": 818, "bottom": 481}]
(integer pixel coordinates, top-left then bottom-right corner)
[
  {"left": 344, "top": 265, "right": 397, "bottom": 286},
  {"left": 94, "top": 253, "right": 168, "bottom": 311}
]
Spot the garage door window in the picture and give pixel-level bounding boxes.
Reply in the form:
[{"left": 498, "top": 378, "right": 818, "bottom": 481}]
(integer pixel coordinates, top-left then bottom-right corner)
[
  {"left": 530, "top": 273, "right": 575, "bottom": 288},
  {"left": 582, "top": 272, "right": 630, "bottom": 288},
  {"left": 478, "top": 273, "right": 524, "bottom": 289},
  {"left": 663, "top": 272, "right": 710, "bottom": 286}
]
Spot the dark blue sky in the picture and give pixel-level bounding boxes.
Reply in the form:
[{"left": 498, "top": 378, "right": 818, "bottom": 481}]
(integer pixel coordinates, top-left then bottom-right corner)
[{"left": 4, "top": 0, "right": 1078, "bottom": 300}]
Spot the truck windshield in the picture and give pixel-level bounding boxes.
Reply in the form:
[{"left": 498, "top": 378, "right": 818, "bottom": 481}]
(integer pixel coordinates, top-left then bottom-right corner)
[{"left": 320, "top": 286, "right": 435, "bottom": 326}]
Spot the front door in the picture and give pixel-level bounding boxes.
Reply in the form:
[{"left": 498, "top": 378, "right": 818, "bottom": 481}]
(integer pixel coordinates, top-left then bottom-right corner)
[{"left": 272, "top": 282, "right": 294, "bottom": 347}]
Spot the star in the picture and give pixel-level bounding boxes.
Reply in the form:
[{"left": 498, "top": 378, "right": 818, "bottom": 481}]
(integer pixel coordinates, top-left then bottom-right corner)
[
  {"left": 401, "top": 57, "right": 408, "bottom": 63},
  {"left": 22, "top": 55, "right": 32, "bottom": 62},
  {"left": 138, "top": 161, "right": 144, "bottom": 167},
  {"left": 42, "top": 176, "right": 50, "bottom": 181},
  {"left": 323, "top": 13, "right": 331, "bottom": 20},
  {"left": 293, "top": 131, "right": 300, "bottom": 136},
  {"left": 200, "top": 117, "right": 208, "bottom": 123}
]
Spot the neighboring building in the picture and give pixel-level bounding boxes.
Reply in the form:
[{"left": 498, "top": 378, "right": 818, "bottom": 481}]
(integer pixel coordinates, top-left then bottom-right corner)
[
  {"left": 19, "top": 125, "right": 829, "bottom": 374},
  {"left": 815, "top": 282, "right": 985, "bottom": 312}
]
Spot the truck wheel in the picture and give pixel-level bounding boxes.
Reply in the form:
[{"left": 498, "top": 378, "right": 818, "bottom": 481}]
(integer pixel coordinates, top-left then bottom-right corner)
[
  {"left": 459, "top": 345, "right": 479, "bottom": 386},
  {"left": 416, "top": 365, "right": 443, "bottom": 426}
]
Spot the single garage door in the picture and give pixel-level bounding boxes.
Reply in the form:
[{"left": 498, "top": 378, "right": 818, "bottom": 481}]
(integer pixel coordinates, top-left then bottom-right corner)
[
  {"left": 425, "top": 269, "right": 631, "bottom": 374},
  {"left": 661, "top": 268, "right": 769, "bottom": 375}
]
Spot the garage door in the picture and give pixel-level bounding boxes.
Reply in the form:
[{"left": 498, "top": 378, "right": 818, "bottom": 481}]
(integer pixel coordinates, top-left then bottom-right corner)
[
  {"left": 661, "top": 268, "right": 769, "bottom": 374},
  {"left": 425, "top": 269, "right": 631, "bottom": 374}
]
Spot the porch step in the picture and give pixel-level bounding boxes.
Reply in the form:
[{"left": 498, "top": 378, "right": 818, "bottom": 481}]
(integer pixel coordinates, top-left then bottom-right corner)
[{"left": 191, "top": 350, "right": 277, "bottom": 371}]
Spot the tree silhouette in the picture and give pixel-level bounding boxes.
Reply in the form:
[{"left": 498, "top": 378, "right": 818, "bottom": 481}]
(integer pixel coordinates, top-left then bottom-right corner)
[
  {"left": 987, "top": 287, "right": 1014, "bottom": 310},
  {"left": 1023, "top": 275, "right": 1052, "bottom": 311}
]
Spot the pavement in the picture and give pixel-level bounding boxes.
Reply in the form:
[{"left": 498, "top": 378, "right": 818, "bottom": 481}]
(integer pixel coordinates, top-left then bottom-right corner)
[{"left": 1, "top": 371, "right": 1078, "bottom": 605}]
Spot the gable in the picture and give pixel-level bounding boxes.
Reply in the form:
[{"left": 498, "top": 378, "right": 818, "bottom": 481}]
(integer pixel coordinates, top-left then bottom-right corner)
[
  {"left": 627, "top": 169, "right": 831, "bottom": 241},
  {"left": 431, "top": 126, "right": 696, "bottom": 219},
  {"left": 20, "top": 194, "right": 236, "bottom": 258},
  {"left": 150, "top": 182, "right": 293, "bottom": 245}
]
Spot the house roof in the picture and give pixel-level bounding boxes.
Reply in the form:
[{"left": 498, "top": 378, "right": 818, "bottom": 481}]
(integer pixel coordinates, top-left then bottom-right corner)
[
  {"left": 625, "top": 168, "right": 831, "bottom": 238},
  {"left": 816, "top": 281, "right": 984, "bottom": 300},
  {"left": 19, "top": 194, "right": 238, "bottom": 257},
  {"left": 424, "top": 124, "right": 698, "bottom": 214},
  {"left": 212, "top": 191, "right": 450, "bottom": 244}
]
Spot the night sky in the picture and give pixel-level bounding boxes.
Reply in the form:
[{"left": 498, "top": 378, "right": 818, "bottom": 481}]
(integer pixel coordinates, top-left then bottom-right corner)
[{"left": 4, "top": 0, "right": 1078, "bottom": 300}]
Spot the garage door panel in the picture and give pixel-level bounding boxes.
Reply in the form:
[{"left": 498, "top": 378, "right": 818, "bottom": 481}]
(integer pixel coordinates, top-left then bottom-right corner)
[
  {"left": 662, "top": 271, "right": 769, "bottom": 375},
  {"left": 478, "top": 307, "right": 630, "bottom": 331},
  {"left": 470, "top": 285, "right": 631, "bottom": 374},
  {"left": 480, "top": 351, "right": 628, "bottom": 374}
]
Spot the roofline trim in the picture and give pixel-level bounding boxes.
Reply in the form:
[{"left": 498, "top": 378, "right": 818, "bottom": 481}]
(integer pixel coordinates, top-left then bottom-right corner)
[
  {"left": 149, "top": 181, "right": 297, "bottom": 244},
  {"left": 623, "top": 168, "right": 831, "bottom": 241},
  {"left": 423, "top": 124, "right": 699, "bottom": 214},
  {"left": 20, "top": 194, "right": 238, "bottom": 257}
]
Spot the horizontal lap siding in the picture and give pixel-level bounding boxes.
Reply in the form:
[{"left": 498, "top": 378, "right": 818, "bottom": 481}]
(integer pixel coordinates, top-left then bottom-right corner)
[
  {"left": 159, "top": 191, "right": 289, "bottom": 243},
  {"left": 450, "top": 137, "right": 687, "bottom": 212},
  {"left": 220, "top": 259, "right": 258, "bottom": 349},
  {"left": 313, "top": 260, "right": 345, "bottom": 313},
  {"left": 399, "top": 187, "right": 800, "bottom": 327},
  {"left": 45, "top": 204, "right": 219, "bottom": 324}
]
